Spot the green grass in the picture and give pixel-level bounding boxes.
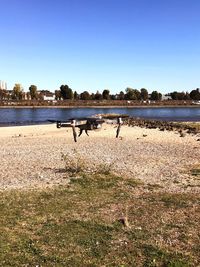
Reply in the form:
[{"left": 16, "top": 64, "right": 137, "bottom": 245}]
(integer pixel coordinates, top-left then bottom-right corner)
[
  {"left": 176, "top": 122, "right": 200, "bottom": 132},
  {"left": 0, "top": 173, "right": 199, "bottom": 266},
  {"left": 191, "top": 168, "right": 200, "bottom": 177}
]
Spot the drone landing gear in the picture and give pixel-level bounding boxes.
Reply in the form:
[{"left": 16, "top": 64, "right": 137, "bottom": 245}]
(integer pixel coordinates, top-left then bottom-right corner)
[
  {"left": 116, "top": 117, "right": 123, "bottom": 138},
  {"left": 72, "top": 126, "right": 77, "bottom": 142},
  {"left": 78, "top": 129, "right": 89, "bottom": 137},
  {"left": 116, "top": 124, "right": 121, "bottom": 138}
]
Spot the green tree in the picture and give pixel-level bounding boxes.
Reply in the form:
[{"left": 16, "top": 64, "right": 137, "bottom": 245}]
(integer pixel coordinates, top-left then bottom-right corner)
[
  {"left": 26, "top": 91, "right": 31, "bottom": 100},
  {"left": 0, "top": 89, "right": 7, "bottom": 100},
  {"left": 12, "top": 84, "right": 23, "bottom": 100},
  {"left": 94, "top": 91, "right": 102, "bottom": 100},
  {"left": 90, "top": 93, "right": 95, "bottom": 100},
  {"left": 80, "top": 91, "right": 90, "bottom": 100},
  {"left": 150, "top": 91, "right": 162, "bottom": 101},
  {"left": 60, "top": 85, "right": 73, "bottom": 100},
  {"left": 140, "top": 88, "right": 148, "bottom": 100},
  {"left": 190, "top": 88, "right": 200, "bottom": 100},
  {"left": 125, "top": 88, "right": 135, "bottom": 100},
  {"left": 29, "top": 85, "right": 37, "bottom": 100},
  {"left": 102, "top": 89, "right": 110, "bottom": 100},
  {"left": 125, "top": 88, "right": 141, "bottom": 100},
  {"left": 184, "top": 92, "right": 191, "bottom": 100},
  {"left": 55, "top": 90, "right": 61, "bottom": 100},
  {"left": 134, "top": 89, "right": 141, "bottom": 100},
  {"left": 74, "top": 91, "right": 79, "bottom": 100},
  {"left": 110, "top": 94, "right": 116, "bottom": 100},
  {"left": 118, "top": 91, "right": 125, "bottom": 100},
  {"left": 170, "top": 91, "right": 190, "bottom": 100}
]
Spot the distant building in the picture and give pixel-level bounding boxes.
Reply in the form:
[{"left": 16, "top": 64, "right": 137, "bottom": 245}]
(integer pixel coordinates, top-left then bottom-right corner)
[
  {"left": 38, "top": 90, "right": 55, "bottom": 101},
  {"left": 0, "top": 80, "right": 7, "bottom": 90},
  {"left": 162, "top": 94, "right": 172, "bottom": 101}
]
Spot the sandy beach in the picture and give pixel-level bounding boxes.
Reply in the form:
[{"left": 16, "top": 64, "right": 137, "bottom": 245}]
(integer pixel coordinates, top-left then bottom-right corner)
[{"left": 0, "top": 123, "right": 199, "bottom": 192}]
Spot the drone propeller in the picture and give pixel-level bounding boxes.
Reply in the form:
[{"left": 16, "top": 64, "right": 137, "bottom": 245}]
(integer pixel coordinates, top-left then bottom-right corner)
[
  {"left": 101, "top": 114, "right": 129, "bottom": 120},
  {"left": 48, "top": 119, "right": 71, "bottom": 123}
]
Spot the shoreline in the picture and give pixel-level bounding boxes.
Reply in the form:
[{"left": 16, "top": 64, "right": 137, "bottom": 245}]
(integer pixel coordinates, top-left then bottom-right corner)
[
  {"left": 1, "top": 117, "right": 200, "bottom": 128},
  {"left": 0, "top": 104, "right": 200, "bottom": 109}
]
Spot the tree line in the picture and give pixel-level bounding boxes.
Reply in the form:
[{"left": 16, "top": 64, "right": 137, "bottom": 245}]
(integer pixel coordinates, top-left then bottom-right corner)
[
  {"left": 51, "top": 85, "right": 200, "bottom": 101},
  {"left": 0, "top": 83, "right": 200, "bottom": 101}
]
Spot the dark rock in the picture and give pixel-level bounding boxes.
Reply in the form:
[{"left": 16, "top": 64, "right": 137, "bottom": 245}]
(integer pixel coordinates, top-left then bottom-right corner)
[{"left": 180, "top": 132, "right": 186, "bottom": 137}]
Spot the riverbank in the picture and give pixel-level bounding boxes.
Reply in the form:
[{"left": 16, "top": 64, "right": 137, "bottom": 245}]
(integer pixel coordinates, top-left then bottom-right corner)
[
  {"left": 0, "top": 123, "right": 199, "bottom": 191},
  {"left": 0, "top": 104, "right": 199, "bottom": 108},
  {"left": 0, "top": 99, "right": 199, "bottom": 108}
]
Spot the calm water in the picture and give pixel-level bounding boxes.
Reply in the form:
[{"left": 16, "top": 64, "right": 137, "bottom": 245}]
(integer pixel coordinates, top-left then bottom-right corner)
[{"left": 0, "top": 107, "right": 200, "bottom": 126}]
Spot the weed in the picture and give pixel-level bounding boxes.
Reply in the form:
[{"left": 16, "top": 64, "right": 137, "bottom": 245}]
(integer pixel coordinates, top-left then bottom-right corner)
[
  {"left": 160, "top": 194, "right": 189, "bottom": 208},
  {"left": 125, "top": 178, "right": 143, "bottom": 188},
  {"left": 61, "top": 150, "right": 115, "bottom": 177},
  {"left": 96, "top": 162, "right": 113, "bottom": 175},
  {"left": 61, "top": 149, "right": 88, "bottom": 176}
]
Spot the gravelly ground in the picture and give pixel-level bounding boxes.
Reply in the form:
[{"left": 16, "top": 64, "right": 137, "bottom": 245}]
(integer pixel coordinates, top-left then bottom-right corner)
[{"left": 0, "top": 124, "right": 199, "bottom": 192}]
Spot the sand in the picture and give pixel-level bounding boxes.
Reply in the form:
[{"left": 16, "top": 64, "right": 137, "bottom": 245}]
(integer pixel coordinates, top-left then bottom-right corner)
[{"left": 0, "top": 123, "right": 199, "bottom": 192}]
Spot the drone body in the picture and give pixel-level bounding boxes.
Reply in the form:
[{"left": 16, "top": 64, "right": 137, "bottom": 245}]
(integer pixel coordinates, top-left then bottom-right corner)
[{"left": 49, "top": 115, "right": 128, "bottom": 142}]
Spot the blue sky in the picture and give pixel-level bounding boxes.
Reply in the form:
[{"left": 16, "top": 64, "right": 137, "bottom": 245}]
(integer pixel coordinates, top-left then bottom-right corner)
[{"left": 0, "top": 0, "right": 200, "bottom": 94}]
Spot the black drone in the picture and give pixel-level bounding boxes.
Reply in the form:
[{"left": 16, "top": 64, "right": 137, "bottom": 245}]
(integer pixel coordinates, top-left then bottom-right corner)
[{"left": 49, "top": 115, "right": 128, "bottom": 142}]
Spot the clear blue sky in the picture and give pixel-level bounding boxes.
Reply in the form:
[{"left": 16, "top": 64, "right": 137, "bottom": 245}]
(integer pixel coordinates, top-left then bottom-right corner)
[{"left": 0, "top": 0, "right": 200, "bottom": 94}]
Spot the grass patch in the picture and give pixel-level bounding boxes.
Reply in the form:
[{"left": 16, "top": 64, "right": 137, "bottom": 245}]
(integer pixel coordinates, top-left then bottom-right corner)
[
  {"left": 0, "top": 173, "right": 199, "bottom": 266},
  {"left": 160, "top": 194, "right": 190, "bottom": 208},
  {"left": 189, "top": 164, "right": 200, "bottom": 178},
  {"left": 177, "top": 122, "right": 200, "bottom": 132},
  {"left": 191, "top": 168, "right": 200, "bottom": 177},
  {"left": 125, "top": 177, "right": 144, "bottom": 188}
]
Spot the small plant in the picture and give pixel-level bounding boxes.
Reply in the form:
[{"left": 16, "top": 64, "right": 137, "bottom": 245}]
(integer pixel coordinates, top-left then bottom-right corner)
[
  {"left": 62, "top": 150, "right": 115, "bottom": 176},
  {"left": 96, "top": 162, "right": 113, "bottom": 175},
  {"left": 61, "top": 149, "right": 88, "bottom": 176},
  {"left": 118, "top": 204, "right": 131, "bottom": 228}
]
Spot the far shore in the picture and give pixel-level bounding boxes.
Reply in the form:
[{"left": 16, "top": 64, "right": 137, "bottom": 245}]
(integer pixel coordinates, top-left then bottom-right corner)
[{"left": 0, "top": 104, "right": 199, "bottom": 109}]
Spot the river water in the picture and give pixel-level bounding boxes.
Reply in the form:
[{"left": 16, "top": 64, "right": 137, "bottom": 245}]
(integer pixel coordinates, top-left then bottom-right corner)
[{"left": 0, "top": 107, "right": 199, "bottom": 126}]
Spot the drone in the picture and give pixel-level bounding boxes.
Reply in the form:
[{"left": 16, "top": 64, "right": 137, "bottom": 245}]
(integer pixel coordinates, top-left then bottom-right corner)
[{"left": 48, "top": 114, "right": 128, "bottom": 142}]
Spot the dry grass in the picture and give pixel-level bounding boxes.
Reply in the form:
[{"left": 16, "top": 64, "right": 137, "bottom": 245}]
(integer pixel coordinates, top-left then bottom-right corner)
[
  {"left": 0, "top": 171, "right": 199, "bottom": 266},
  {"left": 178, "top": 122, "right": 200, "bottom": 132}
]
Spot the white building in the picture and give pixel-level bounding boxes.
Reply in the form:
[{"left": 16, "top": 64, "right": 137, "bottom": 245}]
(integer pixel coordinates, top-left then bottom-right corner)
[
  {"left": 38, "top": 90, "right": 55, "bottom": 101},
  {"left": 0, "top": 80, "right": 7, "bottom": 90}
]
